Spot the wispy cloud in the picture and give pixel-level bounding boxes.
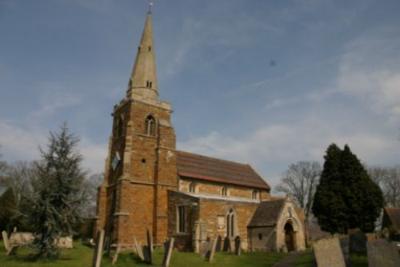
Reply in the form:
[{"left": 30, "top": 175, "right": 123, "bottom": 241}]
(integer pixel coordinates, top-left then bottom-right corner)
[{"left": 337, "top": 26, "right": 400, "bottom": 122}]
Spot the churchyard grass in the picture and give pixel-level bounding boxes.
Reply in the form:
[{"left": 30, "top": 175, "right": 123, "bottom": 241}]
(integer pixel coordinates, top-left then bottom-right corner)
[
  {"left": 0, "top": 241, "right": 285, "bottom": 267},
  {"left": 293, "top": 250, "right": 368, "bottom": 267}
]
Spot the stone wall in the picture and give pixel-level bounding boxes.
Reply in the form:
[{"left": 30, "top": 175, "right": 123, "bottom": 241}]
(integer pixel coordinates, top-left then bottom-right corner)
[{"left": 248, "top": 226, "right": 276, "bottom": 251}]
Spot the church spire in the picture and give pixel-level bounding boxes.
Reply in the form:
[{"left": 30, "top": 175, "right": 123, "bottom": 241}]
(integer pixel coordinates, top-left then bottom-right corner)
[{"left": 127, "top": 8, "right": 158, "bottom": 100}]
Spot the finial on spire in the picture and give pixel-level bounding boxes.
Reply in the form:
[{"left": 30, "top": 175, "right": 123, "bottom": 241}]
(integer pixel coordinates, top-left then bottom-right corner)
[{"left": 148, "top": 0, "right": 154, "bottom": 14}]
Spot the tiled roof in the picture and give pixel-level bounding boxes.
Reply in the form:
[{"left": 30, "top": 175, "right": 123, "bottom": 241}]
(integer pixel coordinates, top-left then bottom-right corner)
[
  {"left": 385, "top": 207, "right": 400, "bottom": 232},
  {"left": 176, "top": 150, "right": 270, "bottom": 190},
  {"left": 248, "top": 199, "right": 286, "bottom": 227}
]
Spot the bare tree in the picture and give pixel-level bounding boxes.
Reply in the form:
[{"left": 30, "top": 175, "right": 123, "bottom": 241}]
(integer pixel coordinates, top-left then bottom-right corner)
[
  {"left": 275, "top": 161, "right": 322, "bottom": 220},
  {"left": 81, "top": 173, "right": 104, "bottom": 218},
  {"left": 368, "top": 166, "right": 400, "bottom": 207}
]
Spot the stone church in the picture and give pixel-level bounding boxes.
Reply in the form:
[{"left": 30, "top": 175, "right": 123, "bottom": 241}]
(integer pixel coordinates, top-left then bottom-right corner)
[{"left": 95, "top": 9, "right": 306, "bottom": 253}]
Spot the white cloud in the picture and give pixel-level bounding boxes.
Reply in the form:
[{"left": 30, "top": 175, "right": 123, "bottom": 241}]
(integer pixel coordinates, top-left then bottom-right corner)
[
  {"left": 337, "top": 27, "right": 400, "bottom": 121},
  {"left": 178, "top": 117, "right": 400, "bottom": 187},
  {"left": 0, "top": 120, "right": 106, "bottom": 174}
]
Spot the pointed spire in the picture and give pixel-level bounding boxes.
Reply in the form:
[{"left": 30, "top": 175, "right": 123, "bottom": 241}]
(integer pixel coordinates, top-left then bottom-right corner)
[{"left": 127, "top": 9, "right": 158, "bottom": 100}]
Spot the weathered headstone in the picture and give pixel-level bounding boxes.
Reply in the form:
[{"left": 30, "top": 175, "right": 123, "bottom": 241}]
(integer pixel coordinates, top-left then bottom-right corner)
[
  {"left": 349, "top": 229, "right": 367, "bottom": 254},
  {"left": 112, "top": 244, "right": 122, "bottom": 265},
  {"left": 2, "top": 231, "right": 10, "bottom": 252},
  {"left": 234, "top": 236, "right": 241, "bottom": 256},
  {"left": 133, "top": 237, "right": 144, "bottom": 261},
  {"left": 367, "top": 239, "right": 400, "bottom": 267},
  {"left": 313, "top": 237, "right": 346, "bottom": 267},
  {"left": 9, "top": 232, "right": 34, "bottom": 247},
  {"left": 144, "top": 229, "right": 153, "bottom": 264},
  {"left": 215, "top": 235, "right": 222, "bottom": 252},
  {"left": 91, "top": 229, "right": 105, "bottom": 267},
  {"left": 223, "top": 236, "right": 232, "bottom": 252},
  {"left": 162, "top": 238, "right": 175, "bottom": 267},
  {"left": 56, "top": 236, "right": 73, "bottom": 249},
  {"left": 206, "top": 237, "right": 218, "bottom": 262}
]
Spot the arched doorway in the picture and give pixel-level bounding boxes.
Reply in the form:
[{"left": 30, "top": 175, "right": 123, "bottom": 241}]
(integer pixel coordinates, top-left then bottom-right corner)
[{"left": 284, "top": 222, "right": 295, "bottom": 252}]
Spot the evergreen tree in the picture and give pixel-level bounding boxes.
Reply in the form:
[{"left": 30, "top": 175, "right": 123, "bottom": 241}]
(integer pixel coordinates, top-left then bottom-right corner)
[
  {"left": 0, "top": 188, "right": 17, "bottom": 232},
  {"left": 29, "top": 123, "right": 86, "bottom": 259},
  {"left": 312, "top": 144, "right": 383, "bottom": 234}
]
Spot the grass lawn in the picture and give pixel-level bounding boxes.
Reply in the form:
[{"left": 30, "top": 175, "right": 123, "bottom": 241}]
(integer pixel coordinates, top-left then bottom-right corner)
[
  {"left": 0, "top": 241, "right": 285, "bottom": 267},
  {"left": 293, "top": 250, "right": 368, "bottom": 267}
]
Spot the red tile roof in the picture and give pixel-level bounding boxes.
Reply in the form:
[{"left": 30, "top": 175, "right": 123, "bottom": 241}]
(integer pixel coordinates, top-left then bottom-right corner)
[
  {"left": 176, "top": 150, "right": 270, "bottom": 190},
  {"left": 384, "top": 207, "right": 400, "bottom": 232},
  {"left": 248, "top": 199, "right": 286, "bottom": 227}
]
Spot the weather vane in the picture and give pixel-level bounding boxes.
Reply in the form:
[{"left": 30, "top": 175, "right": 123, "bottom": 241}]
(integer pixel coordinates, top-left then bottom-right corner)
[{"left": 148, "top": 0, "right": 154, "bottom": 13}]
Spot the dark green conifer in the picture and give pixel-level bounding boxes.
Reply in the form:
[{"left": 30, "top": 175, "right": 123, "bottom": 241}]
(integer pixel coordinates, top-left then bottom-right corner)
[{"left": 312, "top": 144, "right": 383, "bottom": 234}]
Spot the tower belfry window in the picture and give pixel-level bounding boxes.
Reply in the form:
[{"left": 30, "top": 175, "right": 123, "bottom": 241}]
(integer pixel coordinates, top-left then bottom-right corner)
[
  {"left": 146, "top": 80, "right": 153, "bottom": 88},
  {"left": 145, "top": 115, "right": 156, "bottom": 136}
]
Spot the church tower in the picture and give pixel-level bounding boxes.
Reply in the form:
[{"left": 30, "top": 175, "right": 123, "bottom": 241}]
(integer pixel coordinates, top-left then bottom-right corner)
[{"left": 96, "top": 8, "right": 177, "bottom": 247}]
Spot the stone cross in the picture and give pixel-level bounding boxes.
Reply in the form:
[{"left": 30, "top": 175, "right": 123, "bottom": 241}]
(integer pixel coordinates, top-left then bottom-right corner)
[
  {"left": 367, "top": 239, "right": 400, "bottom": 267},
  {"left": 162, "top": 237, "right": 175, "bottom": 267},
  {"left": 207, "top": 237, "right": 218, "bottom": 262},
  {"left": 91, "top": 229, "right": 105, "bottom": 267},
  {"left": 112, "top": 244, "right": 122, "bottom": 265},
  {"left": 1, "top": 231, "right": 10, "bottom": 252},
  {"left": 134, "top": 237, "right": 144, "bottom": 261},
  {"left": 313, "top": 237, "right": 346, "bottom": 267}
]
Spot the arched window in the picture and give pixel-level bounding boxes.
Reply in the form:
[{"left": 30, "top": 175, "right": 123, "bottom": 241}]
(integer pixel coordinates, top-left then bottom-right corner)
[
  {"left": 252, "top": 190, "right": 259, "bottom": 200},
  {"left": 221, "top": 186, "right": 228, "bottom": 196},
  {"left": 226, "top": 209, "right": 235, "bottom": 238},
  {"left": 189, "top": 182, "right": 196, "bottom": 193},
  {"left": 145, "top": 115, "right": 156, "bottom": 136}
]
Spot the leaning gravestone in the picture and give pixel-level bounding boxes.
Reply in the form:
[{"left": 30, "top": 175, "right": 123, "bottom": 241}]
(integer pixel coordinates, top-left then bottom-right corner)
[
  {"left": 367, "top": 239, "right": 400, "bottom": 267},
  {"left": 91, "top": 230, "right": 105, "bottom": 267},
  {"left": 206, "top": 237, "right": 217, "bottom": 262},
  {"left": 133, "top": 237, "right": 144, "bottom": 261},
  {"left": 313, "top": 237, "right": 346, "bottom": 267},
  {"left": 112, "top": 244, "right": 122, "bottom": 265},
  {"left": 162, "top": 237, "right": 175, "bottom": 267},
  {"left": 2, "top": 231, "right": 10, "bottom": 252}
]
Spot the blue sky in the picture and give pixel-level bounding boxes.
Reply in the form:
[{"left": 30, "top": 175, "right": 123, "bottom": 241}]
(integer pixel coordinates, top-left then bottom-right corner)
[{"left": 1, "top": 0, "right": 399, "bottom": 187}]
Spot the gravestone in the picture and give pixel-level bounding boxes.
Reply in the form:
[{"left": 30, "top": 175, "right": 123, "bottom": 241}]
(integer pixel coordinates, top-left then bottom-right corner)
[
  {"left": 162, "top": 238, "right": 175, "bottom": 267},
  {"left": 112, "top": 244, "right": 122, "bottom": 265},
  {"left": 9, "top": 232, "right": 34, "bottom": 247},
  {"left": 349, "top": 229, "right": 367, "bottom": 254},
  {"left": 313, "top": 237, "right": 346, "bottom": 267},
  {"left": 223, "top": 237, "right": 232, "bottom": 252},
  {"left": 144, "top": 229, "right": 153, "bottom": 264},
  {"left": 206, "top": 237, "right": 218, "bottom": 262},
  {"left": 91, "top": 229, "right": 105, "bottom": 267},
  {"left": 56, "top": 236, "right": 73, "bottom": 249},
  {"left": 2, "top": 231, "right": 10, "bottom": 252},
  {"left": 134, "top": 237, "right": 144, "bottom": 261},
  {"left": 234, "top": 236, "right": 241, "bottom": 256},
  {"left": 367, "top": 239, "right": 400, "bottom": 267},
  {"left": 215, "top": 235, "right": 222, "bottom": 252}
]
